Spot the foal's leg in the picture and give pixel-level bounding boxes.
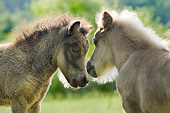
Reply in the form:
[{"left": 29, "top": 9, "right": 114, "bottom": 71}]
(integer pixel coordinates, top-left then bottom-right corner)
[
  {"left": 11, "top": 99, "right": 28, "bottom": 113},
  {"left": 28, "top": 81, "right": 50, "bottom": 113},
  {"left": 122, "top": 101, "right": 143, "bottom": 113},
  {"left": 27, "top": 103, "right": 40, "bottom": 113}
]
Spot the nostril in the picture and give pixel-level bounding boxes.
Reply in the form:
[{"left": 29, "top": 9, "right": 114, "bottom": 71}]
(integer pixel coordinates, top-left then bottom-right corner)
[
  {"left": 87, "top": 61, "right": 94, "bottom": 73},
  {"left": 81, "top": 76, "right": 89, "bottom": 86},
  {"left": 71, "top": 78, "right": 77, "bottom": 88},
  {"left": 87, "top": 61, "right": 91, "bottom": 69},
  {"left": 86, "top": 61, "right": 97, "bottom": 78}
]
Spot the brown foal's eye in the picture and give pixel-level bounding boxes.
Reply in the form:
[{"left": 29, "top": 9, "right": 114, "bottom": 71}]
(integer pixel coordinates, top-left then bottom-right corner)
[
  {"left": 72, "top": 47, "right": 79, "bottom": 53},
  {"left": 71, "top": 43, "right": 80, "bottom": 53}
]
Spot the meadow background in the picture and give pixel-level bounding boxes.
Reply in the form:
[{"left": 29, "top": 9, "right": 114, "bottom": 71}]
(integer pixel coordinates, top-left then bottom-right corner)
[{"left": 0, "top": 0, "right": 170, "bottom": 113}]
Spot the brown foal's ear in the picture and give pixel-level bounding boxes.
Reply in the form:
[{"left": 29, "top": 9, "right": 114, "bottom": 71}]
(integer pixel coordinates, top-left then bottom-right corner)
[
  {"left": 68, "top": 21, "right": 80, "bottom": 35},
  {"left": 79, "top": 26, "right": 93, "bottom": 36},
  {"left": 102, "top": 11, "right": 113, "bottom": 29}
]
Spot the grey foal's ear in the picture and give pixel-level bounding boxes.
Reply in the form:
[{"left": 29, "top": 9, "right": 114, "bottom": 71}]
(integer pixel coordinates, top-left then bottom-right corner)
[
  {"left": 68, "top": 21, "right": 80, "bottom": 35},
  {"left": 102, "top": 11, "right": 113, "bottom": 29}
]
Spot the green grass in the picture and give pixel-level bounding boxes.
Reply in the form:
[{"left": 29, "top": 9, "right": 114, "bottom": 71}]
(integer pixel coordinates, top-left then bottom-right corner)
[{"left": 0, "top": 93, "right": 123, "bottom": 113}]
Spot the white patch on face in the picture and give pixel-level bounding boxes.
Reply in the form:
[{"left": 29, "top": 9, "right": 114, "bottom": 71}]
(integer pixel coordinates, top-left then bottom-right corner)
[
  {"left": 57, "top": 69, "right": 70, "bottom": 88},
  {"left": 92, "top": 67, "right": 118, "bottom": 84}
]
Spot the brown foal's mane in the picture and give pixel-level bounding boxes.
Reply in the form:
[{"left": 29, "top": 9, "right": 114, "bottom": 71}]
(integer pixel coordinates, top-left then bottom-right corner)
[{"left": 13, "top": 13, "right": 91, "bottom": 44}]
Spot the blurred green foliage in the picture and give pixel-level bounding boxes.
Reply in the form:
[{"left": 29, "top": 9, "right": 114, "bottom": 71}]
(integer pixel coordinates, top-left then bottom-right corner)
[
  {"left": 118, "top": 0, "right": 170, "bottom": 24},
  {"left": 136, "top": 6, "right": 170, "bottom": 38},
  {"left": 0, "top": 0, "right": 170, "bottom": 97},
  {"left": 0, "top": 2, "right": 13, "bottom": 41},
  {"left": 0, "top": 0, "right": 30, "bottom": 12},
  {"left": 0, "top": 1, "right": 33, "bottom": 43},
  {"left": 31, "top": 0, "right": 101, "bottom": 22}
]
